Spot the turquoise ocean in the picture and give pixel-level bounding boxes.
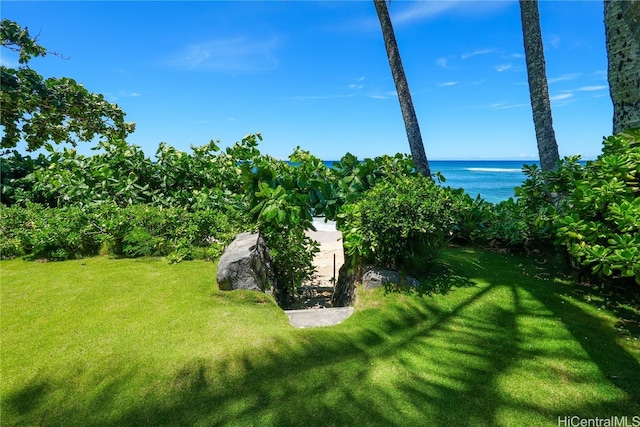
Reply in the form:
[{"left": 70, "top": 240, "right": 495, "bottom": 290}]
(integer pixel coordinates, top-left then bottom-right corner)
[
  {"left": 429, "top": 160, "right": 535, "bottom": 204},
  {"left": 323, "top": 160, "right": 537, "bottom": 204}
]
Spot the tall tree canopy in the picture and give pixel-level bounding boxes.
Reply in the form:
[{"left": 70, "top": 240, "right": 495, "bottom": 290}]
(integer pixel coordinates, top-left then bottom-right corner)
[
  {"left": 373, "top": 0, "right": 431, "bottom": 177},
  {"left": 604, "top": 0, "right": 640, "bottom": 134},
  {"left": 519, "top": 0, "right": 560, "bottom": 172},
  {"left": 1, "top": 19, "right": 134, "bottom": 152}
]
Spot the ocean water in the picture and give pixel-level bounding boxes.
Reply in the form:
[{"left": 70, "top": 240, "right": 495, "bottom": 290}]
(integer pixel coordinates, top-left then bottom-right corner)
[
  {"left": 430, "top": 160, "right": 535, "bottom": 204},
  {"left": 323, "top": 160, "right": 536, "bottom": 204}
]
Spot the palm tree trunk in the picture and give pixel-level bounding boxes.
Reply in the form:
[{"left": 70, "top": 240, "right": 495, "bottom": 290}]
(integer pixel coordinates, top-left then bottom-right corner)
[
  {"left": 519, "top": 0, "right": 560, "bottom": 172},
  {"left": 605, "top": 0, "right": 640, "bottom": 134},
  {"left": 373, "top": 0, "right": 430, "bottom": 177}
]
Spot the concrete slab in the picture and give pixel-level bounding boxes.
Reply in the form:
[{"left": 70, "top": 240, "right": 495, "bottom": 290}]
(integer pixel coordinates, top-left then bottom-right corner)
[{"left": 285, "top": 307, "right": 355, "bottom": 328}]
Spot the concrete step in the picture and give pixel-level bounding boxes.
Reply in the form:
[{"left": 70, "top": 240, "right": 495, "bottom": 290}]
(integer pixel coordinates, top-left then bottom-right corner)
[{"left": 285, "top": 307, "right": 355, "bottom": 328}]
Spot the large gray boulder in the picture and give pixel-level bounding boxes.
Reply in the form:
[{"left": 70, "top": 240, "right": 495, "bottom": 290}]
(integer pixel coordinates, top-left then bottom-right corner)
[{"left": 216, "top": 232, "right": 275, "bottom": 292}]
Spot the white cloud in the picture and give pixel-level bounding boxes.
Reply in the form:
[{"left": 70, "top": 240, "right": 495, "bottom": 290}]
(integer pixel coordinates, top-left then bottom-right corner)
[
  {"left": 438, "top": 81, "right": 459, "bottom": 87},
  {"left": 548, "top": 73, "right": 581, "bottom": 84},
  {"left": 436, "top": 57, "right": 448, "bottom": 68},
  {"left": 348, "top": 77, "right": 365, "bottom": 90},
  {"left": 392, "top": 1, "right": 463, "bottom": 24},
  {"left": 551, "top": 93, "right": 574, "bottom": 101},
  {"left": 548, "top": 35, "right": 561, "bottom": 49},
  {"left": 287, "top": 94, "right": 354, "bottom": 102},
  {"left": 461, "top": 49, "right": 494, "bottom": 60},
  {"left": 108, "top": 91, "right": 141, "bottom": 101},
  {"left": 576, "top": 85, "right": 607, "bottom": 92},
  {"left": 369, "top": 90, "right": 397, "bottom": 100},
  {"left": 495, "top": 64, "right": 512, "bottom": 72},
  {"left": 391, "top": 1, "right": 512, "bottom": 25},
  {"left": 167, "top": 36, "right": 279, "bottom": 72},
  {"left": 489, "top": 102, "right": 528, "bottom": 110}
]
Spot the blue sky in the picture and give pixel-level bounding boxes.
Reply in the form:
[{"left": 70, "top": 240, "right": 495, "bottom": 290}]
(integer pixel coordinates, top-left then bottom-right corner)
[{"left": 2, "top": 1, "right": 612, "bottom": 160}]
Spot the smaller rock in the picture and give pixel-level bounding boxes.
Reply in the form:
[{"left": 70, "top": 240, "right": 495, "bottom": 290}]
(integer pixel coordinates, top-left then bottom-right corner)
[
  {"left": 361, "top": 266, "right": 401, "bottom": 290},
  {"left": 361, "top": 266, "right": 420, "bottom": 289},
  {"left": 405, "top": 276, "right": 421, "bottom": 287}
]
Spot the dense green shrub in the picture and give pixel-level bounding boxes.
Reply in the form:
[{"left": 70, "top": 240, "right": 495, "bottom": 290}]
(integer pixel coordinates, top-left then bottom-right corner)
[
  {"left": 475, "top": 129, "right": 640, "bottom": 286},
  {"left": 232, "top": 142, "right": 421, "bottom": 303},
  {"left": 457, "top": 156, "right": 583, "bottom": 252},
  {"left": 449, "top": 192, "right": 494, "bottom": 244},
  {"left": 483, "top": 198, "right": 531, "bottom": 248},
  {"left": 0, "top": 203, "right": 241, "bottom": 262},
  {"left": 556, "top": 129, "right": 640, "bottom": 285},
  {"left": 325, "top": 152, "right": 418, "bottom": 218},
  {"left": 4, "top": 131, "right": 549, "bottom": 296},
  {"left": 1, "top": 136, "right": 254, "bottom": 211},
  {"left": 0, "top": 151, "right": 50, "bottom": 206},
  {"left": 240, "top": 148, "right": 319, "bottom": 305},
  {"left": 0, "top": 204, "right": 102, "bottom": 260},
  {"left": 339, "top": 176, "right": 464, "bottom": 272}
]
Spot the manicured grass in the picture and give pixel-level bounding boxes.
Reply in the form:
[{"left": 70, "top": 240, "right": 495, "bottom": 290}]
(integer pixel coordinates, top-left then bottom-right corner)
[{"left": 1, "top": 248, "right": 639, "bottom": 426}]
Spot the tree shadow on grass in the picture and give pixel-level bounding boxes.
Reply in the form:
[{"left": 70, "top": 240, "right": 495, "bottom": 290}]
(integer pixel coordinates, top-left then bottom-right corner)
[
  {"left": 568, "top": 280, "right": 640, "bottom": 342},
  {"left": 4, "top": 249, "right": 639, "bottom": 426},
  {"left": 383, "top": 258, "right": 478, "bottom": 297},
  {"left": 3, "top": 380, "right": 50, "bottom": 418},
  {"left": 530, "top": 282, "right": 640, "bottom": 405}
]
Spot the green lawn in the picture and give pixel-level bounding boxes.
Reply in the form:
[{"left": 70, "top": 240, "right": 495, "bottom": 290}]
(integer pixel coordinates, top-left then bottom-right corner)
[{"left": 1, "top": 248, "right": 639, "bottom": 426}]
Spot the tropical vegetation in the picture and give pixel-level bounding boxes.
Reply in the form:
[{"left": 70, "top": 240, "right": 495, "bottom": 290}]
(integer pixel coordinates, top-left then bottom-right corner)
[
  {"left": 1, "top": 11, "right": 640, "bottom": 426},
  {"left": 0, "top": 19, "right": 134, "bottom": 152}
]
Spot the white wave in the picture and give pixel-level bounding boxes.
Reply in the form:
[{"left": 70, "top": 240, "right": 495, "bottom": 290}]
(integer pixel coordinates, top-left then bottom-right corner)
[
  {"left": 311, "top": 217, "right": 338, "bottom": 232},
  {"left": 466, "top": 167, "right": 522, "bottom": 173}
]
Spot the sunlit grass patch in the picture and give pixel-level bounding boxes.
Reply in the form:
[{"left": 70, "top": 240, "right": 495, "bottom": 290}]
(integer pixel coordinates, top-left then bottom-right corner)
[{"left": 2, "top": 248, "right": 638, "bottom": 426}]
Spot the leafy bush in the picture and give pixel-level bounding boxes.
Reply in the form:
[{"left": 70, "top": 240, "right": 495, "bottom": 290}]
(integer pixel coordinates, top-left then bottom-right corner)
[
  {"left": 483, "top": 198, "right": 530, "bottom": 248},
  {"left": 1, "top": 136, "right": 252, "bottom": 211},
  {"left": 325, "top": 152, "right": 418, "bottom": 218},
  {"left": 460, "top": 156, "right": 583, "bottom": 252},
  {"left": 556, "top": 129, "right": 640, "bottom": 285},
  {"left": 0, "top": 203, "right": 102, "bottom": 260},
  {"left": 340, "top": 176, "right": 464, "bottom": 272},
  {"left": 449, "top": 192, "right": 494, "bottom": 244},
  {"left": 0, "top": 204, "right": 34, "bottom": 258},
  {"left": 478, "top": 129, "right": 640, "bottom": 286},
  {"left": 0, "top": 151, "right": 50, "bottom": 206},
  {"left": 0, "top": 203, "right": 241, "bottom": 262},
  {"left": 240, "top": 147, "right": 320, "bottom": 305}
]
